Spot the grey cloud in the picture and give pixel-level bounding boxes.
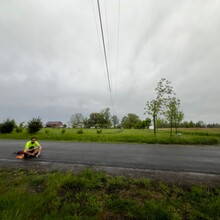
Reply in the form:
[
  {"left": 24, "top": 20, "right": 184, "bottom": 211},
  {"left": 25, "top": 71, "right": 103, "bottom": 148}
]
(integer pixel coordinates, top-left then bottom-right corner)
[{"left": 0, "top": 0, "right": 220, "bottom": 124}]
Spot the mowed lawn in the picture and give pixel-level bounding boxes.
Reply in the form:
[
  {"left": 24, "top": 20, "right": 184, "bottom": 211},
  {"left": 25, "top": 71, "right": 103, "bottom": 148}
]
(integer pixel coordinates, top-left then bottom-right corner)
[{"left": 0, "top": 128, "right": 220, "bottom": 145}]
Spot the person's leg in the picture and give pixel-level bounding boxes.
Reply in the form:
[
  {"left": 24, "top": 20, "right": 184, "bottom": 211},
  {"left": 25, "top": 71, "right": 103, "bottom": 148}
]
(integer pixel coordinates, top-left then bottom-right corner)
[
  {"left": 33, "top": 147, "right": 40, "bottom": 156},
  {"left": 24, "top": 152, "right": 29, "bottom": 158},
  {"left": 25, "top": 147, "right": 41, "bottom": 158},
  {"left": 24, "top": 148, "right": 35, "bottom": 158}
]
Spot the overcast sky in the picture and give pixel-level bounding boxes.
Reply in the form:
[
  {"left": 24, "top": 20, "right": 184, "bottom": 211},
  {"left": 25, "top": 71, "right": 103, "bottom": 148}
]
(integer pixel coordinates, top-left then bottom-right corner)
[{"left": 0, "top": 0, "right": 220, "bottom": 125}]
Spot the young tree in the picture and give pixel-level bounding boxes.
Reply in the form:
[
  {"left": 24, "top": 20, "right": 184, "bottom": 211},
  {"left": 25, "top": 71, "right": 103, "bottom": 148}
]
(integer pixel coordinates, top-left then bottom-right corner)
[
  {"left": 145, "top": 100, "right": 160, "bottom": 134},
  {"left": 100, "top": 108, "right": 112, "bottom": 128},
  {"left": 165, "top": 97, "right": 178, "bottom": 134},
  {"left": 27, "top": 117, "right": 43, "bottom": 133},
  {"left": 112, "top": 115, "right": 119, "bottom": 128},
  {"left": 174, "top": 111, "right": 184, "bottom": 133},
  {"left": 144, "top": 78, "right": 176, "bottom": 135},
  {"left": 164, "top": 97, "right": 184, "bottom": 134},
  {"left": 69, "top": 113, "right": 84, "bottom": 128},
  {"left": 143, "top": 118, "right": 151, "bottom": 129}
]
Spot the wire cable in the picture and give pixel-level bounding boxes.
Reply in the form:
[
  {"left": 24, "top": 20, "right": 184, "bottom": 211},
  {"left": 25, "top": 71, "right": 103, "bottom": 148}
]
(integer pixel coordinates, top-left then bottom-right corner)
[
  {"left": 114, "top": 0, "right": 120, "bottom": 100},
  {"left": 90, "top": 0, "right": 105, "bottom": 71},
  {"left": 104, "top": 0, "right": 111, "bottom": 82},
  {"left": 96, "top": 0, "right": 113, "bottom": 108}
]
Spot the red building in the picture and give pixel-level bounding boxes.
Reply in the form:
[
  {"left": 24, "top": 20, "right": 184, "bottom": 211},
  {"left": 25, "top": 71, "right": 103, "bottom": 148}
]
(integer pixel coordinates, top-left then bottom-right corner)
[{"left": 46, "top": 121, "right": 63, "bottom": 128}]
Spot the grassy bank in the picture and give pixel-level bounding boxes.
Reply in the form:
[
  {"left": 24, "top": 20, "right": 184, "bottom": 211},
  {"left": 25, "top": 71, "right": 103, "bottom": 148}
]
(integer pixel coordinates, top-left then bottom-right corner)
[
  {"left": 1, "top": 168, "right": 220, "bottom": 220},
  {"left": 0, "top": 128, "right": 219, "bottom": 145}
]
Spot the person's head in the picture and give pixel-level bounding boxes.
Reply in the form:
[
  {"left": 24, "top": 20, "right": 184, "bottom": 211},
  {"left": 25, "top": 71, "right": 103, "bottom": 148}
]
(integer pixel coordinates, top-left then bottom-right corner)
[{"left": 31, "top": 137, "right": 37, "bottom": 144}]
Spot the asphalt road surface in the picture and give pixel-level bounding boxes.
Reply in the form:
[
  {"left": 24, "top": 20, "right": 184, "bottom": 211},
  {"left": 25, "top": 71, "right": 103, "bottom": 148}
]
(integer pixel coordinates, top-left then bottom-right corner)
[{"left": 0, "top": 140, "right": 220, "bottom": 176}]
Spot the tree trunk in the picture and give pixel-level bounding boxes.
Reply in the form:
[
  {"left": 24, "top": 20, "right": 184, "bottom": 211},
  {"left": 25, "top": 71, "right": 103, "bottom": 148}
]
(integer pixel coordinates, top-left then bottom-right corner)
[
  {"left": 153, "top": 115, "right": 156, "bottom": 135},
  {"left": 170, "top": 116, "right": 173, "bottom": 135}
]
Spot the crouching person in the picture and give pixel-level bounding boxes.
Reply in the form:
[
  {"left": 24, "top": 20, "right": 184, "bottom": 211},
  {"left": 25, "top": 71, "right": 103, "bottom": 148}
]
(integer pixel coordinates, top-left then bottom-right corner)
[{"left": 24, "top": 137, "right": 42, "bottom": 158}]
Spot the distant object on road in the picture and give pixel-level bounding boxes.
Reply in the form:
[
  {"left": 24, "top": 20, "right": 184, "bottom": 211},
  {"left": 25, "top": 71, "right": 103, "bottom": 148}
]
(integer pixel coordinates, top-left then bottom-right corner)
[{"left": 46, "top": 121, "right": 63, "bottom": 128}]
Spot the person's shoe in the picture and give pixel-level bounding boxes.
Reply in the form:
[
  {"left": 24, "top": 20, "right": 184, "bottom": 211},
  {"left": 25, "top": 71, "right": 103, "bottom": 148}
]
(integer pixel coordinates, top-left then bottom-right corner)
[{"left": 16, "top": 154, "right": 24, "bottom": 159}]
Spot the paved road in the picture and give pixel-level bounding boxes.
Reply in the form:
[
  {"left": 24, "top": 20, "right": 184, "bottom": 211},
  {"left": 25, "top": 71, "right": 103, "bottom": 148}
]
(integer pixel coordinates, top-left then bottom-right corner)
[{"left": 0, "top": 140, "right": 220, "bottom": 175}]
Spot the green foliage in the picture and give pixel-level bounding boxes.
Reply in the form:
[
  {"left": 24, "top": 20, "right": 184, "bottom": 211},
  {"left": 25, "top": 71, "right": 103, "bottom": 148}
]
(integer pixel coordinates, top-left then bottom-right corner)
[
  {"left": 77, "top": 129, "right": 83, "bottom": 134},
  {"left": 0, "top": 118, "right": 16, "bottom": 134},
  {"left": 27, "top": 117, "right": 43, "bottom": 134},
  {"left": 164, "top": 97, "right": 184, "bottom": 134},
  {"left": 1, "top": 168, "right": 220, "bottom": 219},
  {"left": 15, "top": 127, "right": 22, "bottom": 133},
  {"left": 96, "top": 129, "right": 102, "bottom": 134},
  {"left": 145, "top": 99, "right": 161, "bottom": 134},
  {"left": 135, "top": 118, "right": 152, "bottom": 129},
  {"left": 100, "top": 107, "right": 112, "bottom": 128},
  {"left": 112, "top": 115, "right": 119, "bottom": 128},
  {"left": 88, "top": 112, "right": 103, "bottom": 127},
  {"left": 61, "top": 129, "right": 66, "bottom": 134},
  {"left": 145, "top": 78, "right": 181, "bottom": 135},
  {"left": 121, "top": 113, "right": 141, "bottom": 129},
  {"left": 15, "top": 122, "right": 25, "bottom": 133},
  {"left": 69, "top": 113, "right": 84, "bottom": 128},
  {"left": 0, "top": 127, "right": 219, "bottom": 145},
  {"left": 87, "top": 108, "right": 112, "bottom": 128}
]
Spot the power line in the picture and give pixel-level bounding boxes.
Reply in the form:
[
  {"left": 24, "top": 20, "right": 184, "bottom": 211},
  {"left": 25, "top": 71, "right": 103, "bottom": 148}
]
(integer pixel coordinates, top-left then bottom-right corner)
[
  {"left": 115, "top": 0, "right": 120, "bottom": 100},
  {"left": 90, "top": 0, "right": 105, "bottom": 67},
  {"left": 104, "top": 0, "right": 111, "bottom": 80},
  {"left": 96, "top": 0, "right": 113, "bottom": 108}
]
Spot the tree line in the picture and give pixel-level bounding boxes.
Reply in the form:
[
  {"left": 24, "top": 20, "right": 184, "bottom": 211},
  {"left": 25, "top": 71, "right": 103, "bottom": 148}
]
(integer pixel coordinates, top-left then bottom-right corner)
[
  {"left": 68, "top": 109, "right": 151, "bottom": 130},
  {"left": 1, "top": 78, "right": 219, "bottom": 134},
  {"left": 0, "top": 117, "right": 43, "bottom": 134}
]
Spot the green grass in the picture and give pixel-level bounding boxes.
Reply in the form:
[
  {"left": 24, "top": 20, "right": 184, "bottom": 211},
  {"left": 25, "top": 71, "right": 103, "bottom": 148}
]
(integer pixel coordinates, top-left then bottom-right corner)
[
  {"left": 0, "top": 128, "right": 219, "bottom": 145},
  {"left": 0, "top": 168, "right": 220, "bottom": 219}
]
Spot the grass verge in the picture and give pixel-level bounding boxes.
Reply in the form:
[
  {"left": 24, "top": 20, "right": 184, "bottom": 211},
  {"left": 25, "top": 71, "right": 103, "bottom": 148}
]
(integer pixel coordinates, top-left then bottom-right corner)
[
  {"left": 0, "top": 168, "right": 220, "bottom": 219},
  {"left": 0, "top": 128, "right": 219, "bottom": 145}
]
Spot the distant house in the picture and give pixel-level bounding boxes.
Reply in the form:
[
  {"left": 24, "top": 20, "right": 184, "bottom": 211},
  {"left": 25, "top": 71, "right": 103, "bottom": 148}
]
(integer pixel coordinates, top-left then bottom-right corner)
[{"left": 46, "top": 121, "right": 63, "bottom": 128}]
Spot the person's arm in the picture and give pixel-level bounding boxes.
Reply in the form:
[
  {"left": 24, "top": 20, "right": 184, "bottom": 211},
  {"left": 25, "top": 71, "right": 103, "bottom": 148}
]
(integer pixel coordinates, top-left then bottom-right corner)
[
  {"left": 36, "top": 144, "right": 42, "bottom": 157},
  {"left": 24, "top": 149, "right": 36, "bottom": 156}
]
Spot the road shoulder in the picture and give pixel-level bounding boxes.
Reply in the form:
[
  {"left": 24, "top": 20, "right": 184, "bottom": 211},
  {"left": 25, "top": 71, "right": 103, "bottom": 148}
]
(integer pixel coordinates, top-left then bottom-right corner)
[{"left": 1, "top": 158, "right": 220, "bottom": 187}]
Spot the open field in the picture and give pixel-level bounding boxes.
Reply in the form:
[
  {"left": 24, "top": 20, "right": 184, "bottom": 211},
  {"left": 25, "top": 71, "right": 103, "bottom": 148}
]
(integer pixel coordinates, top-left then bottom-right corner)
[
  {"left": 1, "top": 168, "right": 220, "bottom": 220},
  {"left": 0, "top": 128, "right": 220, "bottom": 145}
]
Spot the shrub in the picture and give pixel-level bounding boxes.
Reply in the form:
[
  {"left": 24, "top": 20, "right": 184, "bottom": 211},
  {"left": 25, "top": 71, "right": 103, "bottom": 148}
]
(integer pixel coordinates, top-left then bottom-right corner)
[
  {"left": 15, "top": 127, "right": 23, "bottom": 133},
  {"left": 97, "top": 129, "right": 102, "bottom": 134},
  {"left": 61, "top": 129, "right": 66, "bottom": 134},
  {"left": 0, "top": 119, "right": 16, "bottom": 133},
  {"left": 27, "top": 117, "right": 43, "bottom": 134},
  {"left": 15, "top": 122, "right": 25, "bottom": 133},
  {"left": 77, "top": 129, "right": 84, "bottom": 134}
]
